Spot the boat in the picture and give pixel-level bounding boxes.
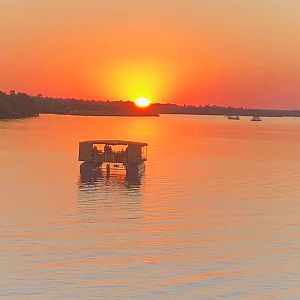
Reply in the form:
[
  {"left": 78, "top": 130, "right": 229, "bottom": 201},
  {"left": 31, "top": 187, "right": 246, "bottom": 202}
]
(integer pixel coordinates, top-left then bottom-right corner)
[
  {"left": 228, "top": 115, "right": 240, "bottom": 120},
  {"left": 78, "top": 140, "right": 148, "bottom": 178},
  {"left": 251, "top": 116, "right": 262, "bottom": 122}
]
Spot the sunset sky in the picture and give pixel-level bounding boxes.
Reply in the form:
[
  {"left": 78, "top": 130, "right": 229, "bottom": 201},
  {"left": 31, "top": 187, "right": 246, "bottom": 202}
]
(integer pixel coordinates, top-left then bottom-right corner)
[{"left": 1, "top": 0, "right": 300, "bottom": 109}]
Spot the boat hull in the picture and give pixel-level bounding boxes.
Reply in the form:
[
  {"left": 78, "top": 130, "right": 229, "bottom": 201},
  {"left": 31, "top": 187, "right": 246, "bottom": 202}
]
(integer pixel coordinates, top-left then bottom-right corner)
[
  {"left": 126, "top": 162, "right": 145, "bottom": 178},
  {"left": 80, "top": 161, "right": 101, "bottom": 178}
]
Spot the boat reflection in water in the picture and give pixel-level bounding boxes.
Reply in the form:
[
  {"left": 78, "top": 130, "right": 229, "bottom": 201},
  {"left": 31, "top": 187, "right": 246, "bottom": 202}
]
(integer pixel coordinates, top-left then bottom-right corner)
[
  {"left": 79, "top": 163, "right": 142, "bottom": 187},
  {"left": 78, "top": 165, "right": 143, "bottom": 223}
]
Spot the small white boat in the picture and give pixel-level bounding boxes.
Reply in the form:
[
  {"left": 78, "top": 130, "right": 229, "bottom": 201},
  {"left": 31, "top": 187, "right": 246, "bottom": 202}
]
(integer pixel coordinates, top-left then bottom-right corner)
[
  {"left": 251, "top": 116, "right": 262, "bottom": 122},
  {"left": 228, "top": 115, "right": 240, "bottom": 120}
]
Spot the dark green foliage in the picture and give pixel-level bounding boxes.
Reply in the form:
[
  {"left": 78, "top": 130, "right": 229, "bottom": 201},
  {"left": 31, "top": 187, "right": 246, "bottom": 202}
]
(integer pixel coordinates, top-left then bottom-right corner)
[{"left": 0, "top": 91, "right": 39, "bottom": 119}]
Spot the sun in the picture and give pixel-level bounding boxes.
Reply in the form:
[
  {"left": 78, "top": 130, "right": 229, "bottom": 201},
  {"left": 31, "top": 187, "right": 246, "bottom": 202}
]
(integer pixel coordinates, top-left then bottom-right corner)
[{"left": 135, "top": 97, "right": 151, "bottom": 108}]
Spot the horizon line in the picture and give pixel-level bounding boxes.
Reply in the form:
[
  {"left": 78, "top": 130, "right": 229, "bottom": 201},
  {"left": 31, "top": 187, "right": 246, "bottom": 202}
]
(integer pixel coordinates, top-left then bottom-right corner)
[{"left": 2, "top": 88, "right": 299, "bottom": 112}]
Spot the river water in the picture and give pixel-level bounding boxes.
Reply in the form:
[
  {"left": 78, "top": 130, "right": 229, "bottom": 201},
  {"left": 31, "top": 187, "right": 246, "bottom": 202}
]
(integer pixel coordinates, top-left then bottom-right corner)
[{"left": 0, "top": 114, "right": 300, "bottom": 299}]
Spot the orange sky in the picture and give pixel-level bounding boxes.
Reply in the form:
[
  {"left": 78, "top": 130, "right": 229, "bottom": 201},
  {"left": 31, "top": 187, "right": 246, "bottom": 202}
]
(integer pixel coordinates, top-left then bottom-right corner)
[{"left": 1, "top": 0, "right": 300, "bottom": 109}]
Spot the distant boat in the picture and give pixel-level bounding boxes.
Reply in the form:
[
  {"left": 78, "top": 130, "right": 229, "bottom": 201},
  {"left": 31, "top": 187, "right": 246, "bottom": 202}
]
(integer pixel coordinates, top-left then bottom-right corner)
[
  {"left": 228, "top": 115, "right": 240, "bottom": 120},
  {"left": 251, "top": 116, "right": 262, "bottom": 122}
]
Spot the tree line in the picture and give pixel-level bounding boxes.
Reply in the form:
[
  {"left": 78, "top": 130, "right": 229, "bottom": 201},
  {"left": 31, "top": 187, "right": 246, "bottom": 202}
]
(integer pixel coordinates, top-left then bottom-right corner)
[
  {"left": 0, "top": 91, "right": 39, "bottom": 119},
  {"left": 1, "top": 90, "right": 300, "bottom": 119},
  {"left": 152, "top": 103, "right": 300, "bottom": 117}
]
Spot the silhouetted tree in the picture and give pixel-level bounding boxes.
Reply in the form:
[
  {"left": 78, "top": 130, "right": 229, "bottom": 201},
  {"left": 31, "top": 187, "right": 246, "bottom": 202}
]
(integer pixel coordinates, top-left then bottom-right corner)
[{"left": 1, "top": 89, "right": 300, "bottom": 119}]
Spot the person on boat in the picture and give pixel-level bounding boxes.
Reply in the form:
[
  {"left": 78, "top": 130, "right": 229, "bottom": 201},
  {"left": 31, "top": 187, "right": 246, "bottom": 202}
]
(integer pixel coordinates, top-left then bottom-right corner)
[
  {"left": 92, "top": 146, "right": 99, "bottom": 160},
  {"left": 104, "top": 144, "right": 113, "bottom": 154}
]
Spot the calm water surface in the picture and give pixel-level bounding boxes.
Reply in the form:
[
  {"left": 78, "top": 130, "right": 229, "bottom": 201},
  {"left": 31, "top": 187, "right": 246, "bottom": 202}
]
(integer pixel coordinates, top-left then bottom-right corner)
[{"left": 0, "top": 114, "right": 300, "bottom": 299}]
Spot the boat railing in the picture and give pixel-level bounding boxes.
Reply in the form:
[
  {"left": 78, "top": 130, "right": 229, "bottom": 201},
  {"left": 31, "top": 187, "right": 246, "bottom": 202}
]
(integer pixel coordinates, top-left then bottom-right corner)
[{"left": 102, "top": 150, "right": 127, "bottom": 164}]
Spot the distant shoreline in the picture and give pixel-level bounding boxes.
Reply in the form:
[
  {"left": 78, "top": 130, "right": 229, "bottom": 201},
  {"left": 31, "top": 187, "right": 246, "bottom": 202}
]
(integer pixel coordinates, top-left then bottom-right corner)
[
  {"left": 2, "top": 111, "right": 300, "bottom": 121},
  {"left": 67, "top": 110, "right": 160, "bottom": 117},
  {"left": 1, "top": 90, "right": 300, "bottom": 120},
  {"left": 40, "top": 112, "right": 300, "bottom": 119},
  {"left": 2, "top": 110, "right": 300, "bottom": 120}
]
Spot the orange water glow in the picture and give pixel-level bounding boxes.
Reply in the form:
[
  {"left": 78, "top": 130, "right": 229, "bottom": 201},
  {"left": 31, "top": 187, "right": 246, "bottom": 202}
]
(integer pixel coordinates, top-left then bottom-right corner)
[{"left": 1, "top": 115, "right": 300, "bottom": 298}]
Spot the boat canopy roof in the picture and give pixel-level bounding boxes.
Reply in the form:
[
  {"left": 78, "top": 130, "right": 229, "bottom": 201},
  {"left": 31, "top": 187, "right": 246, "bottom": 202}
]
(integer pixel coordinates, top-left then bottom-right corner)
[{"left": 81, "top": 140, "right": 148, "bottom": 147}]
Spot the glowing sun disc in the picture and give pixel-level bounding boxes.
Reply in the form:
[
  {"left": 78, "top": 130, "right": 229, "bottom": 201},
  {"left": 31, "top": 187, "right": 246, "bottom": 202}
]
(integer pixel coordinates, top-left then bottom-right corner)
[{"left": 135, "top": 97, "right": 151, "bottom": 107}]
